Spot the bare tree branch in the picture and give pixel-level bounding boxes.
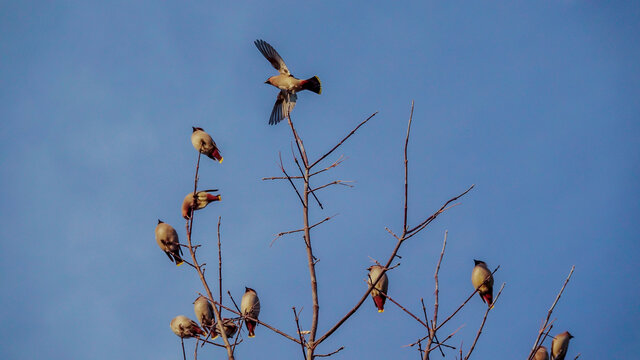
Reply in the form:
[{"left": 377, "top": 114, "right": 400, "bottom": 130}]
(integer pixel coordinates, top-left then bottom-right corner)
[
  {"left": 463, "top": 283, "right": 506, "bottom": 360},
  {"left": 309, "top": 112, "right": 378, "bottom": 169},
  {"left": 527, "top": 266, "right": 575, "bottom": 360}
]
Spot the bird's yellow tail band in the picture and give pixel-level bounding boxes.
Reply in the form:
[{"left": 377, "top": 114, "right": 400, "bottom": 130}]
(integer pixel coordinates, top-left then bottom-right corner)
[
  {"left": 176, "top": 262, "right": 184, "bottom": 267},
  {"left": 218, "top": 157, "right": 223, "bottom": 163},
  {"left": 378, "top": 309, "right": 384, "bottom": 313}
]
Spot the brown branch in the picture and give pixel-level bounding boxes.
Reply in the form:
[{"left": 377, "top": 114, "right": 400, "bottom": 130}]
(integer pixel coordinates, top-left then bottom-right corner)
[
  {"left": 310, "top": 180, "right": 354, "bottom": 192},
  {"left": 426, "top": 324, "right": 464, "bottom": 352},
  {"left": 279, "top": 152, "right": 305, "bottom": 208},
  {"left": 186, "top": 151, "right": 234, "bottom": 359},
  {"left": 424, "top": 231, "right": 448, "bottom": 360},
  {"left": 217, "top": 217, "right": 222, "bottom": 314},
  {"left": 287, "top": 115, "right": 309, "bottom": 167},
  {"left": 406, "top": 185, "right": 475, "bottom": 240},
  {"left": 309, "top": 112, "right": 378, "bottom": 169},
  {"left": 527, "top": 265, "right": 575, "bottom": 360},
  {"left": 271, "top": 215, "right": 337, "bottom": 247},
  {"left": 463, "top": 283, "right": 506, "bottom": 360},
  {"left": 226, "top": 291, "right": 241, "bottom": 313},
  {"left": 207, "top": 296, "right": 302, "bottom": 345},
  {"left": 291, "top": 142, "right": 323, "bottom": 209},
  {"left": 293, "top": 307, "right": 308, "bottom": 360},
  {"left": 404, "top": 101, "right": 414, "bottom": 231},
  {"left": 181, "top": 338, "right": 186, "bottom": 360},
  {"left": 316, "top": 346, "right": 345, "bottom": 358},
  {"left": 378, "top": 289, "right": 428, "bottom": 329}
]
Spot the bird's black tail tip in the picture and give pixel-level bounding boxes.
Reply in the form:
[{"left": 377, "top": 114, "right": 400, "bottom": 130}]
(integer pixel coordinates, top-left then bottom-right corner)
[{"left": 302, "top": 76, "right": 322, "bottom": 94}]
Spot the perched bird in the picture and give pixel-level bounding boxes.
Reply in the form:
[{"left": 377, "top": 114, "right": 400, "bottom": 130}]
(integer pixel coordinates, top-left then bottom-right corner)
[
  {"left": 471, "top": 259, "right": 494, "bottom": 307},
  {"left": 367, "top": 265, "right": 389, "bottom": 313},
  {"left": 155, "top": 220, "right": 183, "bottom": 266},
  {"left": 240, "top": 287, "right": 261, "bottom": 337},
  {"left": 212, "top": 318, "right": 237, "bottom": 340},
  {"left": 534, "top": 346, "right": 549, "bottom": 360},
  {"left": 182, "top": 190, "right": 221, "bottom": 219},
  {"left": 254, "top": 39, "right": 322, "bottom": 125},
  {"left": 193, "top": 296, "right": 214, "bottom": 336},
  {"left": 551, "top": 331, "right": 574, "bottom": 360},
  {"left": 170, "top": 315, "right": 205, "bottom": 338},
  {"left": 191, "top": 127, "right": 223, "bottom": 163}
]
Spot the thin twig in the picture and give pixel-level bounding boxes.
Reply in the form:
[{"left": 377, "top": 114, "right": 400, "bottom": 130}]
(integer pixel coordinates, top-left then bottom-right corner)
[
  {"left": 226, "top": 291, "right": 241, "bottom": 313},
  {"left": 271, "top": 215, "right": 337, "bottom": 247},
  {"left": 291, "top": 143, "right": 323, "bottom": 209},
  {"left": 425, "top": 231, "right": 448, "bottom": 359},
  {"left": 463, "top": 283, "right": 506, "bottom": 360},
  {"left": 316, "top": 346, "right": 345, "bottom": 358},
  {"left": 310, "top": 180, "right": 354, "bottom": 192},
  {"left": 293, "top": 307, "right": 308, "bottom": 360},
  {"left": 186, "top": 151, "right": 234, "bottom": 359},
  {"left": 279, "top": 152, "right": 305, "bottom": 208},
  {"left": 181, "top": 338, "right": 186, "bottom": 360},
  {"left": 403, "top": 101, "right": 414, "bottom": 232},
  {"left": 309, "top": 112, "right": 378, "bottom": 169},
  {"left": 526, "top": 266, "right": 575, "bottom": 360},
  {"left": 287, "top": 115, "right": 309, "bottom": 167},
  {"left": 218, "top": 217, "right": 223, "bottom": 314}
]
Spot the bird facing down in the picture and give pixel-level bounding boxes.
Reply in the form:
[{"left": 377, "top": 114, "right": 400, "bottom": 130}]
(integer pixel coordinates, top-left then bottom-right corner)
[
  {"left": 155, "top": 220, "right": 183, "bottom": 266},
  {"left": 254, "top": 39, "right": 322, "bottom": 125},
  {"left": 212, "top": 318, "right": 237, "bottom": 340},
  {"left": 170, "top": 315, "right": 205, "bottom": 338},
  {"left": 367, "top": 265, "right": 389, "bottom": 313},
  {"left": 551, "top": 331, "right": 574, "bottom": 360},
  {"left": 471, "top": 259, "right": 494, "bottom": 307},
  {"left": 191, "top": 127, "right": 223, "bottom": 163},
  {"left": 240, "top": 287, "right": 261, "bottom": 338},
  {"left": 193, "top": 296, "right": 214, "bottom": 336},
  {"left": 534, "top": 346, "right": 549, "bottom": 360},
  {"left": 182, "top": 190, "right": 221, "bottom": 219}
]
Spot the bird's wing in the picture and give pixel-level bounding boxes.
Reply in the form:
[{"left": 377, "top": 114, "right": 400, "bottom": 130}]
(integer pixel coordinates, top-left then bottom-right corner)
[
  {"left": 269, "top": 90, "right": 297, "bottom": 125},
  {"left": 255, "top": 39, "right": 291, "bottom": 76}
]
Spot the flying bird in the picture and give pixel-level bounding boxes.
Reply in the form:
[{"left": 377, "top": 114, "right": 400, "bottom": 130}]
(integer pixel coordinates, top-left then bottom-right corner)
[
  {"left": 155, "top": 220, "right": 183, "bottom": 266},
  {"left": 240, "top": 287, "right": 261, "bottom": 338},
  {"left": 193, "top": 296, "right": 214, "bottom": 336},
  {"left": 212, "top": 318, "right": 237, "bottom": 340},
  {"left": 182, "top": 190, "right": 221, "bottom": 219},
  {"left": 191, "top": 127, "right": 223, "bottom": 163},
  {"left": 551, "top": 331, "right": 574, "bottom": 360},
  {"left": 471, "top": 259, "right": 494, "bottom": 307},
  {"left": 170, "top": 315, "right": 205, "bottom": 338},
  {"left": 534, "top": 346, "right": 549, "bottom": 360},
  {"left": 254, "top": 39, "right": 322, "bottom": 125},
  {"left": 367, "top": 265, "right": 389, "bottom": 313}
]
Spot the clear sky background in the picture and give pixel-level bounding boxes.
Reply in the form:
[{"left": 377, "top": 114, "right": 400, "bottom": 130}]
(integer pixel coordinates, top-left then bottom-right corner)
[{"left": 1, "top": 1, "right": 638, "bottom": 359}]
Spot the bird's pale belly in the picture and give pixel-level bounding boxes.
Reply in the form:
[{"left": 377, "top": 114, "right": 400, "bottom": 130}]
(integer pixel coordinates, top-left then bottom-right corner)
[{"left": 270, "top": 75, "right": 303, "bottom": 91}]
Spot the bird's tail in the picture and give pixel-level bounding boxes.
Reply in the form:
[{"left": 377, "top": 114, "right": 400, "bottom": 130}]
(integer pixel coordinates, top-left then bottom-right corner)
[
  {"left": 301, "top": 76, "right": 322, "bottom": 94},
  {"left": 209, "top": 149, "right": 223, "bottom": 163},
  {"left": 174, "top": 255, "right": 184, "bottom": 266},
  {"left": 246, "top": 320, "right": 257, "bottom": 338}
]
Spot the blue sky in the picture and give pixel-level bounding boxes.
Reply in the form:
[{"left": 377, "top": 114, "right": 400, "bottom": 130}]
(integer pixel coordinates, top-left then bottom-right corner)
[{"left": 1, "top": 1, "right": 638, "bottom": 359}]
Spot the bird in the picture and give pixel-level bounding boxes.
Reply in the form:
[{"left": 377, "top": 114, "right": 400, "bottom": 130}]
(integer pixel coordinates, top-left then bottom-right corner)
[
  {"left": 471, "top": 259, "right": 494, "bottom": 307},
  {"left": 534, "top": 346, "right": 549, "bottom": 360},
  {"left": 191, "top": 127, "right": 223, "bottom": 163},
  {"left": 240, "top": 287, "right": 261, "bottom": 337},
  {"left": 254, "top": 39, "right": 322, "bottom": 125},
  {"left": 551, "top": 331, "right": 574, "bottom": 360},
  {"left": 170, "top": 315, "right": 205, "bottom": 338},
  {"left": 193, "top": 296, "right": 214, "bottom": 336},
  {"left": 182, "top": 190, "right": 221, "bottom": 219},
  {"left": 155, "top": 220, "right": 183, "bottom": 266},
  {"left": 212, "top": 318, "right": 237, "bottom": 340},
  {"left": 367, "top": 265, "right": 389, "bottom": 313}
]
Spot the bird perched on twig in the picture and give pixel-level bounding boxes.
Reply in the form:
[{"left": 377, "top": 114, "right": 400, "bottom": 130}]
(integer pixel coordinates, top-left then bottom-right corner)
[
  {"left": 241, "top": 287, "right": 261, "bottom": 338},
  {"left": 182, "top": 190, "right": 221, "bottom": 219},
  {"left": 471, "top": 259, "right": 494, "bottom": 307},
  {"left": 193, "top": 296, "right": 214, "bottom": 336},
  {"left": 551, "top": 331, "right": 574, "bottom": 360},
  {"left": 155, "top": 220, "right": 183, "bottom": 266},
  {"left": 254, "top": 39, "right": 322, "bottom": 125},
  {"left": 212, "top": 318, "right": 237, "bottom": 340},
  {"left": 367, "top": 265, "right": 389, "bottom": 313},
  {"left": 191, "top": 127, "right": 222, "bottom": 163},
  {"left": 534, "top": 346, "right": 549, "bottom": 360},
  {"left": 170, "top": 315, "right": 205, "bottom": 338}
]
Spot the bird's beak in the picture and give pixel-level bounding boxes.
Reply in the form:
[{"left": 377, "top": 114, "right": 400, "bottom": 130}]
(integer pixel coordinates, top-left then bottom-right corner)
[{"left": 264, "top": 80, "right": 270, "bottom": 84}]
